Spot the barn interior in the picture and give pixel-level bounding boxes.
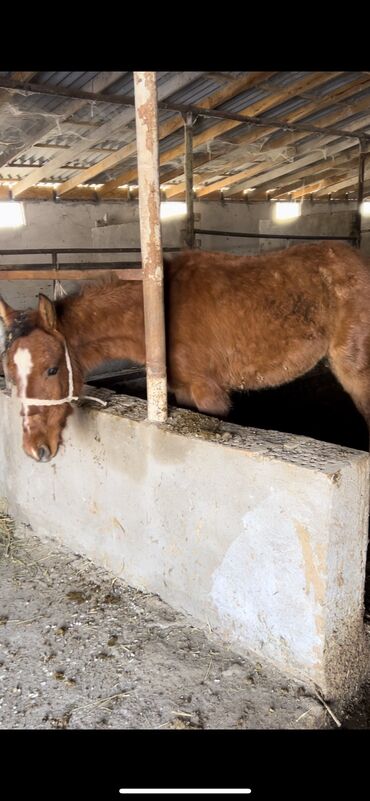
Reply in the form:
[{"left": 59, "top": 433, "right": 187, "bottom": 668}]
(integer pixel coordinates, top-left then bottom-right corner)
[{"left": 1, "top": 70, "right": 370, "bottom": 730}]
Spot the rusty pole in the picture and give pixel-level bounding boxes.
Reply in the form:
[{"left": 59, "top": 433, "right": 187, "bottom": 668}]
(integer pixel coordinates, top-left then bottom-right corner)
[
  {"left": 134, "top": 72, "right": 167, "bottom": 422},
  {"left": 184, "top": 113, "right": 195, "bottom": 248}
]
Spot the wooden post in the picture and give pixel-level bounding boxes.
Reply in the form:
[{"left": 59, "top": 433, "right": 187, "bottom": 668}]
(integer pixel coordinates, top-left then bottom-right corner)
[{"left": 134, "top": 71, "right": 167, "bottom": 422}]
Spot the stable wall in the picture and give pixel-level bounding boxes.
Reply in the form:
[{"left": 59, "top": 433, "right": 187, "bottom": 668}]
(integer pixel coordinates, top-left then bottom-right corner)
[
  {"left": 0, "top": 199, "right": 366, "bottom": 309},
  {"left": 0, "top": 382, "right": 368, "bottom": 699}
]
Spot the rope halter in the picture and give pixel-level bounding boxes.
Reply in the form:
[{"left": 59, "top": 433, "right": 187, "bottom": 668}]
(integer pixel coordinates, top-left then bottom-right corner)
[{"left": 17, "top": 338, "right": 108, "bottom": 410}]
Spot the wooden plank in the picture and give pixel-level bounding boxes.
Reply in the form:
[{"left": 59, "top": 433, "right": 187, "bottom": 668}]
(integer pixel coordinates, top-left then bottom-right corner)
[
  {"left": 0, "top": 71, "right": 39, "bottom": 111},
  {"left": 315, "top": 168, "right": 370, "bottom": 196},
  {"left": 59, "top": 73, "right": 276, "bottom": 197},
  {"left": 165, "top": 76, "right": 370, "bottom": 199},
  {"left": 244, "top": 150, "right": 359, "bottom": 196},
  {"left": 0, "top": 183, "right": 130, "bottom": 201},
  {"left": 0, "top": 72, "right": 126, "bottom": 171},
  {"left": 190, "top": 145, "right": 357, "bottom": 201},
  {"left": 258, "top": 76, "right": 370, "bottom": 153},
  {"left": 11, "top": 73, "right": 205, "bottom": 198},
  {"left": 99, "top": 73, "right": 342, "bottom": 199},
  {"left": 0, "top": 269, "right": 143, "bottom": 281},
  {"left": 231, "top": 74, "right": 370, "bottom": 151},
  {"left": 275, "top": 174, "right": 350, "bottom": 199},
  {"left": 9, "top": 72, "right": 39, "bottom": 81},
  {"left": 154, "top": 73, "right": 343, "bottom": 200},
  {"left": 220, "top": 114, "right": 370, "bottom": 196}
]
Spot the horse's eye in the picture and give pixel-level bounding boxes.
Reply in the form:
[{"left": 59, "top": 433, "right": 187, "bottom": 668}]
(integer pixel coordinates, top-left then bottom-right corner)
[{"left": 47, "top": 366, "right": 58, "bottom": 376}]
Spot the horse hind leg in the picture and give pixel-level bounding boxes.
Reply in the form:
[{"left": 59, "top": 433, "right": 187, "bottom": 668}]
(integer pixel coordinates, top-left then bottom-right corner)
[
  {"left": 190, "top": 379, "right": 231, "bottom": 417},
  {"left": 174, "top": 378, "right": 231, "bottom": 417}
]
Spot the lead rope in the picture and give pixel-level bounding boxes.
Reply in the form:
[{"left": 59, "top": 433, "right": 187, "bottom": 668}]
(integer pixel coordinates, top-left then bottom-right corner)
[{"left": 20, "top": 339, "right": 108, "bottom": 409}]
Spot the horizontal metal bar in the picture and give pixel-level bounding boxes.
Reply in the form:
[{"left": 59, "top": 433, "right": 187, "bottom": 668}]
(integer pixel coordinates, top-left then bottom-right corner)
[
  {"left": 0, "top": 76, "right": 368, "bottom": 144},
  {"left": 159, "top": 101, "right": 370, "bottom": 144},
  {"left": 194, "top": 228, "right": 356, "bottom": 241},
  {"left": 0, "top": 77, "right": 136, "bottom": 107},
  {"left": 0, "top": 247, "right": 181, "bottom": 255},
  {"left": 88, "top": 366, "right": 146, "bottom": 382}
]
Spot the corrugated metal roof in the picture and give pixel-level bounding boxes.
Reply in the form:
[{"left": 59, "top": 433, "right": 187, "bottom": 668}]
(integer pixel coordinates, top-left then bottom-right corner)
[{"left": 0, "top": 70, "right": 369, "bottom": 198}]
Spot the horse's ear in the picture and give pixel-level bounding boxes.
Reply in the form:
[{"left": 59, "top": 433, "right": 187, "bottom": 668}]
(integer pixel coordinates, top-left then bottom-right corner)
[
  {"left": 0, "top": 296, "right": 16, "bottom": 330},
  {"left": 38, "top": 294, "right": 57, "bottom": 332}
]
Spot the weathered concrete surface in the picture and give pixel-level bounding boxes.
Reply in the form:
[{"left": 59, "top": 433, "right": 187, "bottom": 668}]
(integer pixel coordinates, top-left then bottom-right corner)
[
  {"left": 0, "top": 381, "right": 368, "bottom": 698},
  {"left": 0, "top": 518, "right": 330, "bottom": 730}
]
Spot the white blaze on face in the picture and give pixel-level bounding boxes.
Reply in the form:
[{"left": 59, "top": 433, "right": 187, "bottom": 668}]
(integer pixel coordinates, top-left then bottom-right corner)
[{"left": 14, "top": 346, "right": 33, "bottom": 431}]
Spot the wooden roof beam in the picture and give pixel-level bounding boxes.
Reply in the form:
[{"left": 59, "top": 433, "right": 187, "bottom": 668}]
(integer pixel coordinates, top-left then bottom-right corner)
[
  {"left": 315, "top": 168, "right": 370, "bottom": 196},
  {"left": 58, "top": 73, "right": 277, "bottom": 197},
  {"left": 178, "top": 77, "right": 370, "bottom": 200},
  {"left": 10, "top": 72, "right": 206, "bottom": 197},
  {"left": 0, "top": 72, "right": 126, "bottom": 171},
  {"left": 98, "top": 72, "right": 342, "bottom": 199},
  {"left": 274, "top": 174, "right": 351, "bottom": 199},
  {"left": 217, "top": 115, "right": 370, "bottom": 197},
  {"left": 235, "top": 150, "right": 360, "bottom": 198}
]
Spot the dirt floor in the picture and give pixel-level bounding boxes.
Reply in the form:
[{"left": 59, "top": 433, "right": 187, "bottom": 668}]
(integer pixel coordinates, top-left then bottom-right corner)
[{"left": 2, "top": 512, "right": 360, "bottom": 731}]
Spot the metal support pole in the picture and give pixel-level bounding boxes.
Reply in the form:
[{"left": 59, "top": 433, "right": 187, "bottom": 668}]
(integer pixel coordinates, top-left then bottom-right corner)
[
  {"left": 354, "top": 142, "right": 367, "bottom": 249},
  {"left": 184, "top": 113, "right": 195, "bottom": 248},
  {"left": 134, "top": 71, "right": 167, "bottom": 422}
]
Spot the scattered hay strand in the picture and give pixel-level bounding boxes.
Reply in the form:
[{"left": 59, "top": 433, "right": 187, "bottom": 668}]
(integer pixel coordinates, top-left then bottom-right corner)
[
  {"left": 314, "top": 690, "right": 341, "bottom": 727},
  {"left": 0, "top": 510, "right": 16, "bottom": 558},
  {"left": 72, "top": 690, "right": 131, "bottom": 715}
]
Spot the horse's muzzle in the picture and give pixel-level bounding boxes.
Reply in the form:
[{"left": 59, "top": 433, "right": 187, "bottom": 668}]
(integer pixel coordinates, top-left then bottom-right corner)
[
  {"left": 37, "top": 445, "right": 51, "bottom": 462},
  {"left": 27, "top": 444, "right": 52, "bottom": 462}
]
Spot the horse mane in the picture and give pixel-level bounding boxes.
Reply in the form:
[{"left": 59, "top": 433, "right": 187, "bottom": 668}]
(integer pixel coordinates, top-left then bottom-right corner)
[
  {"left": 80, "top": 271, "right": 122, "bottom": 295},
  {"left": 4, "top": 310, "right": 37, "bottom": 351}
]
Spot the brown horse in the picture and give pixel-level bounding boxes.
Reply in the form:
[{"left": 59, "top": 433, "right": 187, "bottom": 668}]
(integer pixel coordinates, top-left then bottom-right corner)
[{"left": 1, "top": 240, "right": 370, "bottom": 462}]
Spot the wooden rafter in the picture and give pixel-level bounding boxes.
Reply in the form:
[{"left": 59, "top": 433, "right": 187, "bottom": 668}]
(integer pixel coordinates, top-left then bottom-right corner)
[
  {"left": 315, "top": 168, "right": 370, "bottom": 196},
  {"left": 97, "top": 72, "right": 342, "bottom": 201},
  {"left": 58, "top": 72, "right": 276, "bottom": 197},
  {"left": 0, "top": 72, "right": 126, "bottom": 171},
  {"left": 0, "top": 269, "right": 142, "bottom": 281},
  {"left": 193, "top": 150, "right": 344, "bottom": 200},
  {"left": 2, "top": 71, "right": 370, "bottom": 202},
  {"left": 190, "top": 96, "right": 370, "bottom": 198},
  {"left": 164, "top": 75, "right": 370, "bottom": 200},
  {"left": 10, "top": 73, "right": 206, "bottom": 198},
  {"left": 275, "top": 174, "right": 351, "bottom": 199},
  {"left": 230, "top": 74, "right": 370, "bottom": 152},
  {"left": 0, "top": 71, "right": 38, "bottom": 111},
  {"left": 214, "top": 114, "right": 370, "bottom": 197},
  {"left": 237, "top": 150, "right": 360, "bottom": 197},
  {"left": 259, "top": 75, "right": 370, "bottom": 153}
]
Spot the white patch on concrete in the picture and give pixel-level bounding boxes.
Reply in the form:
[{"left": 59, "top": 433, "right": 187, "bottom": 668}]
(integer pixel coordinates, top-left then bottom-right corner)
[
  {"left": 14, "top": 346, "right": 33, "bottom": 431},
  {"left": 210, "top": 489, "right": 323, "bottom": 670}
]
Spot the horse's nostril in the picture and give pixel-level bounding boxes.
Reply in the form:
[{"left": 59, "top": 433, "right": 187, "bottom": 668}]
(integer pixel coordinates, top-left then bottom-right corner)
[{"left": 38, "top": 445, "right": 51, "bottom": 462}]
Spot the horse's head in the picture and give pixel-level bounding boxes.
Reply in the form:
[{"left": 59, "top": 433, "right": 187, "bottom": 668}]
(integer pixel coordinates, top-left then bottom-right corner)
[{"left": 0, "top": 293, "right": 83, "bottom": 462}]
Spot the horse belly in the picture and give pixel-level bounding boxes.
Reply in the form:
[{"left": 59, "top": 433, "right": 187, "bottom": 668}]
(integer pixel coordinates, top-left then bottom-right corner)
[{"left": 226, "top": 330, "right": 329, "bottom": 391}]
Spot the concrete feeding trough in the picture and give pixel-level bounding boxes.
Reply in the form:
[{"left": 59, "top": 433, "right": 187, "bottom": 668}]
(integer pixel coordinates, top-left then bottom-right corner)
[{"left": 0, "top": 379, "right": 369, "bottom": 700}]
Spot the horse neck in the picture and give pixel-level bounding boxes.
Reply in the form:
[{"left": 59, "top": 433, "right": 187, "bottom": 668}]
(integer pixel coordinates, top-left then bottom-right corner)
[{"left": 56, "top": 280, "right": 145, "bottom": 375}]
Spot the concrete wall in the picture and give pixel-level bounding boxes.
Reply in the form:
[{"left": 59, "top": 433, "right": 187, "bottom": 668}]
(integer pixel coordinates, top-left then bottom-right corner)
[
  {"left": 0, "top": 199, "right": 366, "bottom": 309},
  {"left": 0, "top": 382, "right": 368, "bottom": 699}
]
